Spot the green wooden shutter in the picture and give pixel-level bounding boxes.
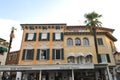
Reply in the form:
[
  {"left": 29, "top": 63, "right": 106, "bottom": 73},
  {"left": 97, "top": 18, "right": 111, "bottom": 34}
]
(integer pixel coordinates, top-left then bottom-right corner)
[
  {"left": 22, "top": 49, "right": 26, "bottom": 60},
  {"left": 98, "top": 54, "right": 101, "bottom": 63},
  {"left": 25, "top": 33, "right": 28, "bottom": 41},
  {"left": 61, "top": 33, "right": 64, "bottom": 41},
  {"left": 52, "top": 49, "right": 55, "bottom": 60},
  {"left": 31, "top": 49, "right": 34, "bottom": 60},
  {"left": 36, "top": 49, "right": 40, "bottom": 60},
  {"left": 47, "top": 33, "right": 50, "bottom": 41},
  {"left": 47, "top": 49, "right": 50, "bottom": 60},
  {"left": 53, "top": 33, "right": 55, "bottom": 41},
  {"left": 33, "top": 33, "right": 36, "bottom": 41},
  {"left": 106, "top": 54, "right": 111, "bottom": 63},
  {"left": 61, "top": 48, "right": 64, "bottom": 60},
  {"left": 39, "top": 33, "right": 42, "bottom": 41}
]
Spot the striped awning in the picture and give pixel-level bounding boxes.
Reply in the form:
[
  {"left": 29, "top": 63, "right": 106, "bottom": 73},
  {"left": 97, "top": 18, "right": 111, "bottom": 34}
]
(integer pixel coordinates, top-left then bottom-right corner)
[
  {"left": 76, "top": 52, "right": 84, "bottom": 57},
  {"left": 84, "top": 52, "right": 93, "bottom": 57},
  {"left": 0, "top": 47, "right": 7, "bottom": 52},
  {"left": 67, "top": 52, "right": 75, "bottom": 57}
]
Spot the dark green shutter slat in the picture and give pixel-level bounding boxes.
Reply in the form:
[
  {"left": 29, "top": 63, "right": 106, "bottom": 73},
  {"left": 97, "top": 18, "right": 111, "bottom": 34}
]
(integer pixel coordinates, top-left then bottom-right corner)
[
  {"left": 22, "top": 49, "right": 26, "bottom": 60},
  {"left": 36, "top": 49, "right": 40, "bottom": 60},
  {"left": 33, "top": 33, "right": 36, "bottom": 41},
  {"left": 98, "top": 54, "right": 101, "bottom": 63},
  {"left": 61, "top": 48, "right": 64, "bottom": 59},
  {"left": 47, "top": 49, "right": 50, "bottom": 60},
  {"left": 61, "top": 33, "right": 64, "bottom": 41},
  {"left": 25, "top": 33, "right": 28, "bottom": 41},
  {"left": 106, "top": 54, "right": 111, "bottom": 63},
  {"left": 53, "top": 33, "right": 55, "bottom": 41},
  {"left": 39, "top": 33, "right": 42, "bottom": 41},
  {"left": 47, "top": 33, "right": 50, "bottom": 41},
  {"left": 52, "top": 49, "right": 55, "bottom": 59},
  {"left": 31, "top": 49, "right": 34, "bottom": 60}
]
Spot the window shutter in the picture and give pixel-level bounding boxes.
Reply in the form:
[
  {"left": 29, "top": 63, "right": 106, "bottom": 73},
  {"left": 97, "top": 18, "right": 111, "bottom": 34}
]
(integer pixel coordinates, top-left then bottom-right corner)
[
  {"left": 52, "top": 49, "right": 55, "bottom": 59},
  {"left": 98, "top": 54, "right": 101, "bottom": 63},
  {"left": 30, "top": 49, "right": 34, "bottom": 60},
  {"left": 25, "top": 33, "right": 28, "bottom": 41},
  {"left": 53, "top": 33, "right": 55, "bottom": 41},
  {"left": 33, "top": 33, "right": 36, "bottom": 41},
  {"left": 106, "top": 54, "right": 111, "bottom": 63},
  {"left": 22, "top": 49, "right": 26, "bottom": 60},
  {"left": 47, "top": 33, "right": 50, "bottom": 41},
  {"left": 36, "top": 49, "right": 40, "bottom": 60},
  {"left": 47, "top": 49, "right": 50, "bottom": 60},
  {"left": 61, "top": 33, "right": 64, "bottom": 41},
  {"left": 61, "top": 48, "right": 64, "bottom": 60},
  {"left": 39, "top": 33, "right": 42, "bottom": 41}
]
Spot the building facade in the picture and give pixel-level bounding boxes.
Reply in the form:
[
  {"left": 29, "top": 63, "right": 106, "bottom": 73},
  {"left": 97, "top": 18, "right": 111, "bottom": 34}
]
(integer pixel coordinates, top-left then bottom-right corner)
[
  {"left": 0, "top": 38, "right": 8, "bottom": 79},
  {"left": 6, "top": 50, "right": 20, "bottom": 65},
  {"left": 0, "top": 24, "right": 118, "bottom": 80},
  {"left": 113, "top": 51, "right": 120, "bottom": 80}
]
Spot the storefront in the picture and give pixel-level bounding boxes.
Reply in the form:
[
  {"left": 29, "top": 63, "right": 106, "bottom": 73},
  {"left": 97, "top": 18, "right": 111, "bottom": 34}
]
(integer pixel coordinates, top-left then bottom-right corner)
[{"left": 0, "top": 63, "right": 114, "bottom": 80}]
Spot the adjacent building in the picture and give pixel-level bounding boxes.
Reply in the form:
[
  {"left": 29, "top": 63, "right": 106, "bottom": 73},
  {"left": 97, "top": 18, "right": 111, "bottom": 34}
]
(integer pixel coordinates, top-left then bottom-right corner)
[
  {"left": 0, "top": 38, "right": 8, "bottom": 79},
  {"left": 6, "top": 50, "right": 20, "bottom": 65},
  {"left": 113, "top": 51, "right": 120, "bottom": 80}
]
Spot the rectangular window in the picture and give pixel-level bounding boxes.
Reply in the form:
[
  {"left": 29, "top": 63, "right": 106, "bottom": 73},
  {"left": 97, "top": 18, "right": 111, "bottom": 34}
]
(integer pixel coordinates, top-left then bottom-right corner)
[
  {"left": 25, "top": 33, "right": 36, "bottom": 41},
  {"left": 98, "top": 54, "right": 111, "bottom": 63},
  {"left": 42, "top": 33, "right": 47, "bottom": 39},
  {"left": 55, "top": 33, "right": 61, "bottom": 40},
  {"left": 13, "top": 55, "right": 17, "bottom": 60},
  {"left": 8, "top": 55, "right": 12, "bottom": 60},
  {"left": 97, "top": 38, "right": 103, "bottom": 45},
  {"left": 22, "top": 49, "right": 34, "bottom": 60},
  {"left": 39, "top": 33, "right": 50, "bottom": 41},
  {"left": 53, "top": 33, "right": 64, "bottom": 41},
  {"left": 36, "top": 49, "right": 49, "bottom": 60},
  {"left": 52, "top": 49, "right": 64, "bottom": 60}
]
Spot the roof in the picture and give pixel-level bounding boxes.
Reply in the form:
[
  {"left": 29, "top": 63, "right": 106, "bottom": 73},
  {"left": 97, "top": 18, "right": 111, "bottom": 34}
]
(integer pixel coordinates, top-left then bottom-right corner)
[{"left": 64, "top": 32, "right": 117, "bottom": 41}]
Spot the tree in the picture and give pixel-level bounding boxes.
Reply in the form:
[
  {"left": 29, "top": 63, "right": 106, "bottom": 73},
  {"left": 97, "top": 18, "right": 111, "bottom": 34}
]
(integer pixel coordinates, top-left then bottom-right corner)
[{"left": 84, "top": 11, "right": 102, "bottom": 63}]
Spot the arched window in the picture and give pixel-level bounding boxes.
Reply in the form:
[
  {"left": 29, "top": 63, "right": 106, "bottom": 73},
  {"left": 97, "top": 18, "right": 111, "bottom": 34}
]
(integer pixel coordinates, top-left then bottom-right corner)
[
  {"left": 75, "top": 38, "right": 81, "bottom": 46},
  {"left": 85, "top": 55, "right": 92, "bottom": 63},
  {"left": 83, "top": 38, "right": 89, "bottom": 46},
  {"left": 67, "top": 38, "right": 73, "bottom": 46},
  {"left": 67, "top": 56, "right": 75, "bottom": 63},
  {"left": 77, "top": 56, "right": 84, "bottom": 64}
]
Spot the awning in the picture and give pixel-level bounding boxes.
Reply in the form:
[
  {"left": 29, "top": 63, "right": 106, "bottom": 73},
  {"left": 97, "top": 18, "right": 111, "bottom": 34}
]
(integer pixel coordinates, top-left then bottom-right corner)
[
  {"left": 76, "top": 52, "right": 84, "bottom": 57},
  {"left": 67, "top": 52, "right": 75, "bottom": 58},
  {"left": 84, "top": 52, "right": 93, "bottom": 57},
  {"left": 0, "top": 47, "right": 7, "bottom": 52}
]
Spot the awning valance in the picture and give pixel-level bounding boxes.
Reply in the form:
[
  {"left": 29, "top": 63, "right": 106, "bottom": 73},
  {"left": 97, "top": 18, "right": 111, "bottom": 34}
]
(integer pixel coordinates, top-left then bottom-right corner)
[
  {"left": 0, "top": 47, "right": 7, "bottom": 52},
  {"left": 84, "top": 52, "right": 93, "bottom": 57},
  {"left": 76, "top": 52, "right": 84, "bottom": 57},
  {"left": 67, "top": 52, "right": 75, "bottom": 57}
]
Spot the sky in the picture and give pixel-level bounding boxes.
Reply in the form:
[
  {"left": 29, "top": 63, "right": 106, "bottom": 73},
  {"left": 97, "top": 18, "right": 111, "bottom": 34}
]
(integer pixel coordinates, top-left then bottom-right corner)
[{"left": 0, "top": 0, "right": 120, "bottom": 51}]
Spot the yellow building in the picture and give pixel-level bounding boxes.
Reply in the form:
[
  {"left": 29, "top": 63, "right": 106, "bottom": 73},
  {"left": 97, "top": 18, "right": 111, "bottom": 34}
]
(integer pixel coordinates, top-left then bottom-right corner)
[{"left": 0, "top": 24, "right": 117, "bottom": 80}]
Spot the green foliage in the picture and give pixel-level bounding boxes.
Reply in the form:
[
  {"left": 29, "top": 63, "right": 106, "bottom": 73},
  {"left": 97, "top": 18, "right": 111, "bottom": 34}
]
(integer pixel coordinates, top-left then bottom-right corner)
[{"left": 84, "top": 11, "right": 102, "bottom": 31}]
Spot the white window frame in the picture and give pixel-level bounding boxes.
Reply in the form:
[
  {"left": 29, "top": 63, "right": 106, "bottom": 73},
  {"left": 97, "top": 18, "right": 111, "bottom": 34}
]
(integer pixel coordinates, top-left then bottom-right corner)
[
  {"left": 55, "top": 33, "right": 61, "bottom": 40},
  {"left": 41, "top": 33, "right": 47, "bottom": 39},
  {"left": 100, "top": 54, "right": 107, "bottom": 63},
  {"left": 27, "top": 33, "right": 34, "bottom": 40},
  {"left": 40, "top": 49, "right": 47, "bottom": 60}
]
